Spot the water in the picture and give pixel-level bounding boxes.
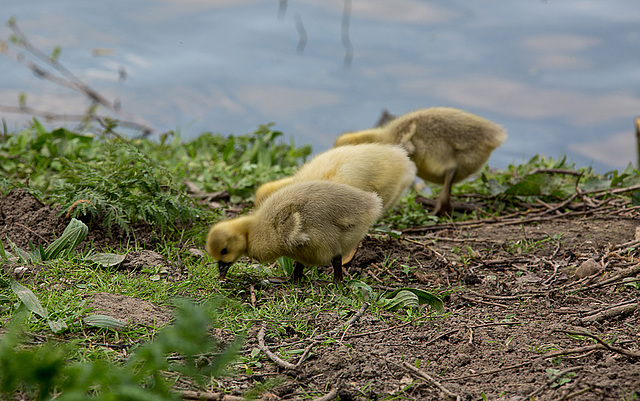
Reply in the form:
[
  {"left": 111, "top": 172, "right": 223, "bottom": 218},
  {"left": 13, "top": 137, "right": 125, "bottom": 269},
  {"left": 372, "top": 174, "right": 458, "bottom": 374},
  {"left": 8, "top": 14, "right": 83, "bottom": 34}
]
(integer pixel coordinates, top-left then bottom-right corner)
[{"left": 1, "top": 0, "right": 639, "bottom": 172}]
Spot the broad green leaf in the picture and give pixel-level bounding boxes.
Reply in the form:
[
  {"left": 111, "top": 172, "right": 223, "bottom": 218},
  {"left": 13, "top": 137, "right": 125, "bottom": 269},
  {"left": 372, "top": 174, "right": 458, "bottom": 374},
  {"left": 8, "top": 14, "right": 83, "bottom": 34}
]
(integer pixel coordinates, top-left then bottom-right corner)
[
  {"left": 86, "top": 252, "right": 126, "bottom": 268},
  {"left": 485, "top": 177, "right": 509, "bottom": 196},
  {"left": 632, "top": 192, "right": 640, "bottom": 206},
  {"left": 276, "top": 256, "right": 295, "bottom": 276},
  {"left": 47, "top": 318, "right": 68, "bottom": 333},
  {"left": 32, "top": 117, "right": 47, "bottom": 136},
  {"left": 44, "top": 218, "right": 88, "bottom": 260},
  {"left": 83, "top": 314, "right": 127, "bottom": 330},
  {"left": 384, "top": 288, "right": 444, "bottom": 313},
  {"left": 504, "top": 179, "right": 542, "bottom": 196},
  {"left": 580, "top": 176, "right": 612, "bottom": 192},
  {"left": 0, "top": 294, "right": 11, "bottom": 302},
  {"left": 10, "top": 278, "right": 48, "bottom": 318},
  {"left": 379, "top": 289, "right": 419, "bottom": 311}
]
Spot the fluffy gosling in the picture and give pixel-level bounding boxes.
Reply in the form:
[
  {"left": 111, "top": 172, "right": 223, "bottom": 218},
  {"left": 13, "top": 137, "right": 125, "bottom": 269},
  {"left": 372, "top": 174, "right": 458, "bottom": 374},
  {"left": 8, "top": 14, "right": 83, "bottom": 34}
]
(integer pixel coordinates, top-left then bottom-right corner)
[
  {"left": 254, "top": 143, "right": 416, "bottom": 213},
  {"left": 334, "top": 107, "right": 507, "bottom": 216},
  {"left": 206, "top": 180, "right": 383, "bottom": 282}
]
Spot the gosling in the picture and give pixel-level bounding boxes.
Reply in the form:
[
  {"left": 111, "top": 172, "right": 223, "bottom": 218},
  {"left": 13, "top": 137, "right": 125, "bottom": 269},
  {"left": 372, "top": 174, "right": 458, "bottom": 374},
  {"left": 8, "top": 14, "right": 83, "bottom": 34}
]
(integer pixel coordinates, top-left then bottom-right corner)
[
  {"left": 334, "top": 107, "right": 507, "bottom": 216},
  {"left": 255, "top": 143, "right": 416, "bottom": 213},
  {"left": 206, "top": 180, "right": 383, "bottom": 282}
]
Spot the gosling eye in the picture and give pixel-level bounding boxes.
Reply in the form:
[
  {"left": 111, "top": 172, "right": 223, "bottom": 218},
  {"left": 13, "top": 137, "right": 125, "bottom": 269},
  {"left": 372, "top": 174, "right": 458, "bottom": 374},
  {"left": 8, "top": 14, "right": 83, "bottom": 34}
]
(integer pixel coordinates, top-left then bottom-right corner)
[{"left": 220, "top": 247, "right": 228, "bottom": 256}]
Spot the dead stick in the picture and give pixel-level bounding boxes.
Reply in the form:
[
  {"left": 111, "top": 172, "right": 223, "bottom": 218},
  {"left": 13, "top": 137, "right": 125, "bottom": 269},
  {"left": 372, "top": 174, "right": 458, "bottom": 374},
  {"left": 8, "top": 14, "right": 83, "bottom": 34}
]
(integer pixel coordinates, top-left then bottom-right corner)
[
  {"left": 400, "top": 361, "right": 460, "bottom": 401},
  {"left": 582, "top": 263, "right": 640, "bottom": 290},
  {"left": 561, "top": 385, "right": 594, "bottom": 400},
  {"left": 312, "top": 387, "right": 338, "bottom": 401},
  {"left": 581, "top": 299, "right": 638, "bottom": 317},
  {"left": 466, "top": 289, "right": 537, "bottom": 300},
  {"left": 528, "top": 168, "right": 582, "bottom": 176},
  {"left": 343, "top": 302, "right": 369, "bottom": 328},
  {"left": 423, "top": 329, "right": 460, "bottom": 347},
  {"left": 295, "top": 340, "right": 318, "bottom": 368},
  {"left": 257, "top": 323, "right": 297, "bottom": 370},
  {"left": 460, "top": 294, "right": 509, "bottom": 309},
  {"left": 179, "top": 389, "right": 244, "bottom": 400},
  {"left": 580, "top": 301, "right": 637, "bottom": 324},
  {"left": 556, "top": 330, "right": 640, "bottom": 358},
  {"left": 311, "top": 302, "right": 369, "bottom": 341}
]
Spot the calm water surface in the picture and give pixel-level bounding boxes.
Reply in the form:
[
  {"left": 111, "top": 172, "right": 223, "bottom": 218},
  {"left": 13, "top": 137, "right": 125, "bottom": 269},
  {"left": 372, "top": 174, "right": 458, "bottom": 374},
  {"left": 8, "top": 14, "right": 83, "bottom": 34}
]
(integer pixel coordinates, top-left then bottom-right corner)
[{"left": 2, "top": 1, "right": 640, "bottom": 172}]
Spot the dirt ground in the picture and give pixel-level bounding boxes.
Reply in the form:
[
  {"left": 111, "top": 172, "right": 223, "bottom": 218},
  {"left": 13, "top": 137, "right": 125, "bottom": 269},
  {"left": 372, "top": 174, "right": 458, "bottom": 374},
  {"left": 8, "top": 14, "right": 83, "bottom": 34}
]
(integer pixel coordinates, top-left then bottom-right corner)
[{"left": 1, "top": 188, "right": 639, "bottom": 400}]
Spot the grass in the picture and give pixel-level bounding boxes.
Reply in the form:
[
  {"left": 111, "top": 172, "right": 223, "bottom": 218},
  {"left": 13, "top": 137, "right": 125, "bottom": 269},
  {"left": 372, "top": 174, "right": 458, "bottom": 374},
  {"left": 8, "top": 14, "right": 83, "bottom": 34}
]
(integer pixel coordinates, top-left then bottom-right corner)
[{"left": 1, "top": 119, "right": 640, "bottom": 398}]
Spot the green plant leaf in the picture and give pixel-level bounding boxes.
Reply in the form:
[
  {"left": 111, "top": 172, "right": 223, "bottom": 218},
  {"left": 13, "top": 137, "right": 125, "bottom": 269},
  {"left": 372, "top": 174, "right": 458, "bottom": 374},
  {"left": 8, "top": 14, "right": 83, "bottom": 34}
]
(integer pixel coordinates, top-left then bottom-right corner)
[
  {"left": 10, "top": 277, "right": 48, "bottom": 318},
  {"left": 504, "top": 179, "right": 542, "bottom": 196},
  {"left": 47, "top": 318, "right": 68, "bottom": 333},
  {"left": 44, "top": 218, "right": 88, "bottom": 260},
  {"left": 86, "top": 252, "right": 126, "bottom": 268},
  {"left": 5, "top": 235, "right": 33, "bottom": 263},
  {"left": 379, "top": 289, "right": 419, "bottom": 311},
  {"left": 276, "top": 257, "right": 295, "bottom": 276},
  {"left": 382, "top": 288, "right": 444, "bottom": 313},
  {"left": 83, "top": 314, "right": 127, "bottom": 330}
]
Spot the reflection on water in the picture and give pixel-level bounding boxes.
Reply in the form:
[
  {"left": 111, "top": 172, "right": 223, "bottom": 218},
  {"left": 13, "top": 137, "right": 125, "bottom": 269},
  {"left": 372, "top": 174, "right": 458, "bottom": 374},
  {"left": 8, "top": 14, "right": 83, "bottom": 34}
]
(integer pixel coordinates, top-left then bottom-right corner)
[{"left": 1, "top": 0, "right": 639, "bottom": 172}]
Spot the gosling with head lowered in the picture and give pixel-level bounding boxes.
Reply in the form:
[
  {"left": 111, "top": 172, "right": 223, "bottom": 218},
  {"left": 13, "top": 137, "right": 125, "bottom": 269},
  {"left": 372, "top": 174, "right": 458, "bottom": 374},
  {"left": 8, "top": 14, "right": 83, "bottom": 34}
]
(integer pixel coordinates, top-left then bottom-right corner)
[
  {"left": 255, "top": 143, "right": 416, "bottom": 213},
  {"left": 206, "top": 180, "right": 383, "bottom": 282},
  {"left": 334, "top": 107, "right": 507, "bottom": 216}
]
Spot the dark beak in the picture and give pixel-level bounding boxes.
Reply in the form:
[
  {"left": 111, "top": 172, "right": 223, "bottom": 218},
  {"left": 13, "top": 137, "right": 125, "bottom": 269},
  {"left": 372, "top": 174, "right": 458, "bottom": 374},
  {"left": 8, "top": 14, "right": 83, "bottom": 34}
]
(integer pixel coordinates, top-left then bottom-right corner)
[{"left": 217, "top": 261, "right": 233, "bottom": 279}]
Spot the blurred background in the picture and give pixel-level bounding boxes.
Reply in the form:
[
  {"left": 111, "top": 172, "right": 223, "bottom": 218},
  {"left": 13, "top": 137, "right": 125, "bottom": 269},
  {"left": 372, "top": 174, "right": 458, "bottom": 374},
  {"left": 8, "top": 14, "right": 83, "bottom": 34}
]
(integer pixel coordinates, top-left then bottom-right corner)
[{"left": 1, "top": 0, "right": 639, "bottom": 172}]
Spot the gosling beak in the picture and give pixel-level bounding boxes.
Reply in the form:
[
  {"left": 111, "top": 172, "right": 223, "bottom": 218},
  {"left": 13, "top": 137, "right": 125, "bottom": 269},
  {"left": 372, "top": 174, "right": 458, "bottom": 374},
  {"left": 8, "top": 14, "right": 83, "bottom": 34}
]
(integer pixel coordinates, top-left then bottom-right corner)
[{"left": 217, "top": 261, "right": 233, "bottom": 279}]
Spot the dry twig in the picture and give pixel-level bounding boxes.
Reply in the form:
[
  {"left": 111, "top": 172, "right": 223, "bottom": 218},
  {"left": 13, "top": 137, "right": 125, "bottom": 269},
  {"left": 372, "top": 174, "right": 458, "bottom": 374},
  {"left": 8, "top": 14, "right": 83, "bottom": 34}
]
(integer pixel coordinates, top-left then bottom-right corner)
[
  {"left": 257, "top": 323, "right": 297, "bottom": 370},
  {"left": 179, "top": 389, "right": 244, "bottom": 400},
  {"left": 400, "top": 361, "right": 461, "bottom": 401},
  {"left": 313, "top": 387, "right": 338, "bottom": 401},
  {"left": 579, "top": 299, "right": 638, "bottom": 324},
  {"left": 556, "top": 329, "right": 640, "bottom": 359}
]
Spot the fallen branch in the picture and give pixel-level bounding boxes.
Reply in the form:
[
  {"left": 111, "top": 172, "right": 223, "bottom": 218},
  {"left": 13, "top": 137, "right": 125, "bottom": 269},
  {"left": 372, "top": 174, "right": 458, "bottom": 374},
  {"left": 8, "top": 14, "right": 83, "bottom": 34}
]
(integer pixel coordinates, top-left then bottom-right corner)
[
  {"left": 400, "top": 361, "right": 460, "bottom": 401},
  {"left": 459, "top": 294, "right": 509, "bottom": 309},
  {"left": 581, "top": 263, "right": 640, "bottom": 291},
  {"left": 259, "top": 303, "right": 370, "bottom": 371},
  {"left": 556, "top": 329, "right": 640, "bottom": 359},
  {"left": 311, "top": 302, "right": 369, "bottom": 342},
  {"left": 579, "top": 300, "right": 638, "bottom": 324},
  {"left": 257, "top": 323, "right": 297, "bottom": 370},
  {"left": 179, "top": 389, "right": 244, "bottom": 400},
  {"left": 313, "top": 387, "right": 338, "bottom": 401}
]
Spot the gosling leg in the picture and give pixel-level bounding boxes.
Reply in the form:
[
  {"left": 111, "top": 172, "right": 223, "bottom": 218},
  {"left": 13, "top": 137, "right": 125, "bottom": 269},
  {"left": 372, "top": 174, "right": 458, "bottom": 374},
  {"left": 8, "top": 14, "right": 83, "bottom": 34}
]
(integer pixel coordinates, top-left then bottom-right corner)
[
  {"left": 331, "top": 254, "right": 344, "bottom": 283},
  {"left": 292, "top": 261, "right": 305, "bottom": 282},
  {"left": 433, "top": 167, "right": 456, "bottom": 217}
]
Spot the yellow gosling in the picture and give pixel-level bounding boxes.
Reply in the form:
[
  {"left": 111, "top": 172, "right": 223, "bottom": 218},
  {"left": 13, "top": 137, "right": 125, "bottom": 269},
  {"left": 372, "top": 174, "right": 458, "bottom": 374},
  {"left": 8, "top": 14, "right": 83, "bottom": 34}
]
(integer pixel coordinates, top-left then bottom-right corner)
[
  {"left": 254, "top": 143, "right": 416, "bottom": 213},
  {"left": 334, "top": 107, "right": 507, "bottom": 216},
  {"left": 207, "top": 180, "right": 383, "bottom": 282}
]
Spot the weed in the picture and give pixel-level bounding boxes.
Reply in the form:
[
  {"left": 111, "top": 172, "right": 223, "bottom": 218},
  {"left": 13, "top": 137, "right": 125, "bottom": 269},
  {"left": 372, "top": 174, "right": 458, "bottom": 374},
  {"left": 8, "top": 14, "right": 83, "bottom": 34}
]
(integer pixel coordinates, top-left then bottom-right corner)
[{"left": 0, "top": 299, "right": 242, "bottom": 400}]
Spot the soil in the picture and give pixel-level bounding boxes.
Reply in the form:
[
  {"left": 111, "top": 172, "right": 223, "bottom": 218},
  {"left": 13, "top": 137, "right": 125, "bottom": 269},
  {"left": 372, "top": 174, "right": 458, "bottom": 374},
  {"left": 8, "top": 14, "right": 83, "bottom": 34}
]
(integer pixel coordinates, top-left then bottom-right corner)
[{"left": 1, "top": 188, "right": 639, "bottom": 400}]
